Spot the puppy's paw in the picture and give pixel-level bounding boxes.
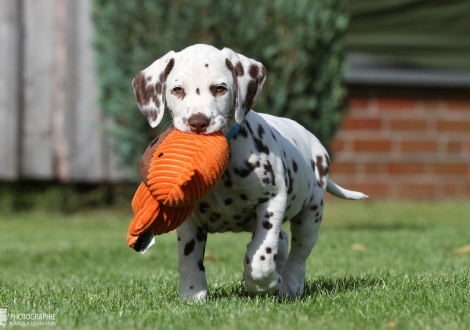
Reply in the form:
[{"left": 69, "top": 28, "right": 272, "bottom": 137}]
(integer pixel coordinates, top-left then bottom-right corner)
[
  {"left": 179, "top": 285, "right": 207, "bottom": 303},
  {"left": 244, "top": 273, "right": 282, "bottom": 295},
  {"left": 279, "top": 273, "right": 304, "bottom": 298}
]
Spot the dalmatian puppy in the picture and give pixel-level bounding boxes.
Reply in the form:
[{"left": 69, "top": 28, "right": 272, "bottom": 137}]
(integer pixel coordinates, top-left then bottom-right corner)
[{"left": 132, "top": 44, "right": 368, "bottom": 302}]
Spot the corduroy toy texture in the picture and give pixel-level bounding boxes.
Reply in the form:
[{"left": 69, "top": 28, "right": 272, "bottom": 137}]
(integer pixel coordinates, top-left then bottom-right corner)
[{"left": 127, "top": 128, "right": 229, "bottom": 251}]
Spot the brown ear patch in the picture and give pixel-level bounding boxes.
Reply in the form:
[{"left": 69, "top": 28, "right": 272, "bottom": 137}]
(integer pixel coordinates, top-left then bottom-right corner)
[
  {"left": 245, "top": 79, "right": 258, "bottom": 111},
  {"left": 133, "top": 72, "right": 159, "bottom": 109},
  {"left": 225, "top": 59, "right": 239, "bottom": 110},
  {"left": 245, "top": 64, "right": 267, "bottom": 112},
  {"left": 159, "top": 58, "right": 175, "bottom": 83},
  {"left": 142, "top": 109, "right": 159, "bottom": 122},
  {"left": 248, "top": 64, "right": 259, "bottom": 79},
  {"left": 235, "top": 62, "right": 244, "bottom": 76},
  {"left": 140, "top": 128, "right": 175, "bottom": 186},
  {"left": 155, "top": 82, "right": 163, "bottom": 95}
]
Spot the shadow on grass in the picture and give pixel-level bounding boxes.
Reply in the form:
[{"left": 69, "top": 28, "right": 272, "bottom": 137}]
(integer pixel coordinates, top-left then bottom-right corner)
[
  {"left": 208, "top": 275, "right": 385, "bottom": 302},
  {"left": 302, "top": 275, "right": 383, "bottom": 296},
  {"left": 337, "top": 223, "right": 428, "bottom": 232},
  {"left": 209, "top": 281, "right": 251, "bottom": 301}
]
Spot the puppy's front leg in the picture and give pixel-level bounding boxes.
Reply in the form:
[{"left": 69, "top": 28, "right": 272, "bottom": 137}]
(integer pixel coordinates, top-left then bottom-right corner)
[
  {"left": 243, "top": 195, "right": 286, "bottom": 294},
  {"left": 176, "top": 217, "right": 208, "bottom": 302}
]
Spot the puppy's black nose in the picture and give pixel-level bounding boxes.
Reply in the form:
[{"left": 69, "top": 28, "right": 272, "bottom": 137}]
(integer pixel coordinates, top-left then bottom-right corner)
[{"left": 188, "top": 113, "right": 210, "bottom": 134}]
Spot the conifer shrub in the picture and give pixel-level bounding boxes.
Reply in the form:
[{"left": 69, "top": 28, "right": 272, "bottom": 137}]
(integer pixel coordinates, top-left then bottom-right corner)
[{"left": 93, "top": 0, "right": 348, "bottom": 168}]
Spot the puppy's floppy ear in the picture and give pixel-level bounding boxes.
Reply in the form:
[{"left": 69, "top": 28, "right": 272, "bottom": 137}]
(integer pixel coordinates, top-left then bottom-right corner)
[
  {"left": 221, "top": 48, "right": 267, "bottom": 125},
  {"left": 132, "top": 51, "right": 176, "bottom": 128}
]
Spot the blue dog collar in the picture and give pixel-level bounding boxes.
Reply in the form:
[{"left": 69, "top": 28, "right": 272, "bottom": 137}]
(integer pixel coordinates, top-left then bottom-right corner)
[{"left": 226, "top": 123, "right": 241, "bottom": 140}]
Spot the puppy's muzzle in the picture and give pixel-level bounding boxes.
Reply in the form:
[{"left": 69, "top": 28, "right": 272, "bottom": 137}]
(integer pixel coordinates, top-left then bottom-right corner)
[{"left": 188, "top": 113, "right": 210, "bottom": 134}]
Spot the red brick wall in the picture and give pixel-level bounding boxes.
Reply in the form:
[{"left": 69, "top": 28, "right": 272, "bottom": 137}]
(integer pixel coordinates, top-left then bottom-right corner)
[{"left": 329, "top": 87, "right": 470, "bottom": 200}]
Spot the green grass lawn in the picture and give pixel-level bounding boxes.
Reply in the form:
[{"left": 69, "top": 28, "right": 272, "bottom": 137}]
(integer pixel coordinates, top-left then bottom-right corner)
[{"left": 0, "top": 200, "right": 469, "bottom": 329}]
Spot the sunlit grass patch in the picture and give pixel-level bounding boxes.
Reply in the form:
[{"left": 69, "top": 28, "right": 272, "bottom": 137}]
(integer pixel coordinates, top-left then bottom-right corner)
[{"left": 1, "top": 201, "right": 469, "bottom": 329}]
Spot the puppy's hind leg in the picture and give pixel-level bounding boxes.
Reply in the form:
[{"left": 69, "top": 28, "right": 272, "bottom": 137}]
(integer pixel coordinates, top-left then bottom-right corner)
[
  {"left": 279, "top": 199, "right": 324, "bottom": 297},
  {"left": 276, "top": 228, "right": 289, "bottom": 274}
]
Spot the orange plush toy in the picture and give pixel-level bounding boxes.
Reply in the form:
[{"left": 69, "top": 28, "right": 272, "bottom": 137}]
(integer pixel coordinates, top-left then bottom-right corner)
[{"left": 127, "top": 128, "right": 229, "bottom": 252}]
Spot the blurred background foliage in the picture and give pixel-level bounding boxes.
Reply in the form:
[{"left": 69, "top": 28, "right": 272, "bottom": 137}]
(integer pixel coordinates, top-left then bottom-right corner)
[{"left": 92, "top": 0, "right": 349, "bottom": 168}]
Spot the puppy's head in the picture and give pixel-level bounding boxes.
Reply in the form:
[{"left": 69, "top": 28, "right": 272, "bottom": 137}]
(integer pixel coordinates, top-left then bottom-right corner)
[{"left": 132, "top": 44, "right": 266, "bottom": 135}]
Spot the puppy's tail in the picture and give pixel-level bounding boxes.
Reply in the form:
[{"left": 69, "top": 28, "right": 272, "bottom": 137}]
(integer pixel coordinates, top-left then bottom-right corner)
[{"left": 326, "top": 178, "right": 369, "bottom": 200}]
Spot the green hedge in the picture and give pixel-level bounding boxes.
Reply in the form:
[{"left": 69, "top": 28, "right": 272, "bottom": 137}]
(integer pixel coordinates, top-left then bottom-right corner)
[{"left": 93, "top": 0, "right": 348, "bottom": 169}]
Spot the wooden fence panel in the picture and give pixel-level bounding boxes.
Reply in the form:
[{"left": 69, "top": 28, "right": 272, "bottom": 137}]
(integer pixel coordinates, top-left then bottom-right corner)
[
  {"left": 65, "top": 0, "right": 106, "bottom": 181},
  {"left": 0, "top": 0, "right": 20, "bottom": 180},
  {"left": 0, "top": 0, "right": 133, "bottom": 182},
  {"left": 21, "top": 0, "right": 56, "bottom": 179}
]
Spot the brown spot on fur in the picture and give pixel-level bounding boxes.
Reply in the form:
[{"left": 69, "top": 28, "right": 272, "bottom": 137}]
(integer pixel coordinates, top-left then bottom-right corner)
[
  {"left": 262, "top": 221, "right": 273, "bottom": 230},
  {"left": 245, "top": 79, "right": 258, "bottom": 111},
  {"left": 155, "top": 82, "right": 162, "bottom": 95},
  {"left": 162, "top": 58, "right": 175, "bottom": 82},
  {"left": 249, "top": 64, "right": 259, "bottom": 78},
  {"left": 235, "top": 62, "right": 244, "bottom": 76},
  {"left": 225, "top": 58, "right": 239, "bottom": 110},
  {"left": 325, "top": 154, "right": 331, "bottom": 170},
  {"left": 133, "top": 72, "right": 157, "bottom": 109},
  {"left": 142, "top": 109, "right": 158, "bottom": 122},
  {"left": 162, "top": 84, "right": 167, "bottom": 104},
  {"left": 313, "top": 154, "right": 330, "bottom": 188}
]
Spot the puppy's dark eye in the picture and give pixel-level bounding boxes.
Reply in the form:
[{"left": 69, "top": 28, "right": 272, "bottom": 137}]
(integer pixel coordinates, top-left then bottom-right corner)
[
  {"left": 210, "top": 84, "right": 227, "bottom": 97},
  {"left": 173, "top": 87, "right": 183, "bottom": 94},
  {"left": 216, "top": 85, "right": 226, "bottom": 93}
]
